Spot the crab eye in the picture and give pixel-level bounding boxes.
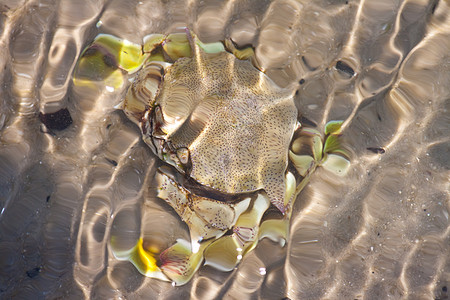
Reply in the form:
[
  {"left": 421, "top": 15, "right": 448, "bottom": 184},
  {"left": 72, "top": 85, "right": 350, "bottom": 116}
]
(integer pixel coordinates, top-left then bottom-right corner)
[{"left": 122, "top": 61, "right": 170, "bottom": 125}]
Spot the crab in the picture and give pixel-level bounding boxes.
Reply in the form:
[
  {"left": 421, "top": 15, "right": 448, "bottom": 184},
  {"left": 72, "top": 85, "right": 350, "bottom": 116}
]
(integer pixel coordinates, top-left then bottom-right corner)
[{"left": 73, "top": 28, "right": 350, "bottom": 285}]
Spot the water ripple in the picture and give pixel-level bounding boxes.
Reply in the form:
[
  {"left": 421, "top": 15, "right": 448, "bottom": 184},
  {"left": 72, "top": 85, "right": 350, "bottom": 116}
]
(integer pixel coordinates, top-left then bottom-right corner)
[{"left": 0, "top": 0, "right": 448, "bottom": 299}]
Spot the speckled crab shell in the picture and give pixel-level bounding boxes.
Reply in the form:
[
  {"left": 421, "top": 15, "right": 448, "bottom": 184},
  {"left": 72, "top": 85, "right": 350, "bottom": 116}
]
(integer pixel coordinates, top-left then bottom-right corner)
[
  {"left": 122, "top": 31, "right": 298, "bottom": 214},
  {"left": 73, "top": 28, "right": 350, "bottom": 286}
]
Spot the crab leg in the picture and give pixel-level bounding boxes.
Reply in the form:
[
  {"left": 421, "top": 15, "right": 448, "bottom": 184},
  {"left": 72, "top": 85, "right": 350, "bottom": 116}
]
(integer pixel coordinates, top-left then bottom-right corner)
[
  {"left": 73, "top": 34, "right": 148, "bottom": 90},
  {"left": 288, "top": 120, "right": 351, "bottom": 217},
  {"left": 111, "top": 237, "right": 169, "bottom": 282},
  {"left": 203, "top": 194, "right": 270, "bottom": 272}
]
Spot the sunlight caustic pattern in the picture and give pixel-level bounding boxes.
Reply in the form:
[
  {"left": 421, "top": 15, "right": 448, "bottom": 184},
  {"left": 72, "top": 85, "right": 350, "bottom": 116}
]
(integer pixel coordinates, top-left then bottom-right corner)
[{"left": 0, "top": 0, "right": 448, "bottom": 299}]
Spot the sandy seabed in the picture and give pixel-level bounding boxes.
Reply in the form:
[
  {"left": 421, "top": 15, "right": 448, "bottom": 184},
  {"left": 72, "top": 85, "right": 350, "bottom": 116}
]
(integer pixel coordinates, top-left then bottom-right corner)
[{"left": 0, "top": 0, "right": 449, "bottom": 299}]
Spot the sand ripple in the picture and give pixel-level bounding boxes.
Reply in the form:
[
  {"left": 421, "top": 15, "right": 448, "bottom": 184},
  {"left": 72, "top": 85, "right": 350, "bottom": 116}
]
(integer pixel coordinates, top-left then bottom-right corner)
[{"left": 0, "top": 0, "right": 448, "bottom": 299}]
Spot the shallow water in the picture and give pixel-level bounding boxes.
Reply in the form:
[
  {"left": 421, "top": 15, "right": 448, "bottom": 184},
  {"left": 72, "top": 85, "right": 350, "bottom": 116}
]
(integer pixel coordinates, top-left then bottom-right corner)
[{"left": 0, "top": 0, "right": 449, "bottom": 299}]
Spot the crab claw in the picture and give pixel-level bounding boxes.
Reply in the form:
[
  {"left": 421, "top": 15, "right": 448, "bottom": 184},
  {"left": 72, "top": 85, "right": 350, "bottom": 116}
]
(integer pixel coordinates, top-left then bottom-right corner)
[
  {"left": 156, "top": 169, "right": 252, "bottom": 243},
  {"left": 160, "top": 238, "right": 211, "bottom": 286}
]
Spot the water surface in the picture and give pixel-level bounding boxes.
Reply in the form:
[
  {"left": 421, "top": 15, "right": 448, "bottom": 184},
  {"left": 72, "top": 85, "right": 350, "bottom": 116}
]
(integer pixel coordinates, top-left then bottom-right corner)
[{"left": 0, "top": 0, "right": 449, "bottom": 299}]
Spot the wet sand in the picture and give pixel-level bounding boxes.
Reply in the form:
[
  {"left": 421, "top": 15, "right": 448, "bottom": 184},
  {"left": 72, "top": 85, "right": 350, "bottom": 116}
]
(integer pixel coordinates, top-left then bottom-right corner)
[{"left": 0, "top": 0, "right": 449, "bottom": 299}]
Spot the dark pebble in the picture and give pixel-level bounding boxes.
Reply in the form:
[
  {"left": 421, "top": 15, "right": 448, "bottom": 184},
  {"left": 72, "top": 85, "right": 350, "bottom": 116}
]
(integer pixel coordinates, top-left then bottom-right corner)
[
  {"left": 39, "top": 108, "right": 72, "bottom": 130},
  {"left": 336, "top": 60, "right": 355, "bottom": 77},
  {"left": 26, "top": 267, "right": 40, "bottom": 278},
  {"left": 106, "top": 158, "right": 118, "bottom": 167}
]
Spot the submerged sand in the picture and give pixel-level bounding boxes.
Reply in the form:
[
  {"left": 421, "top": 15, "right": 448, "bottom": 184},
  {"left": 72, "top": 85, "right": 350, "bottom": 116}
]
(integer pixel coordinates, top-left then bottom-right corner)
[{"left": 0, "top": 0, "right": 448, "bottom": 299}]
